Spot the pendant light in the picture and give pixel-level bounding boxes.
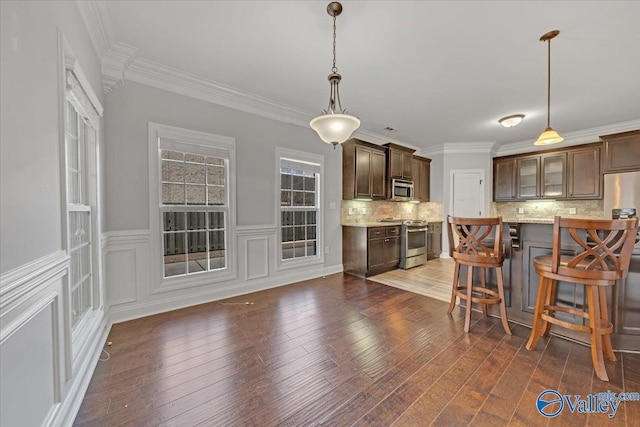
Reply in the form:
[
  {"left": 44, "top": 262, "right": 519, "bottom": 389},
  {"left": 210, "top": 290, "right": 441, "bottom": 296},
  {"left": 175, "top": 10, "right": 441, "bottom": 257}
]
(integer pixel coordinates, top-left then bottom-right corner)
[
  {"left": 309, "top": 2, "right": 360, "bottom": 147},
  {"left": 534, "top": 30, "right": 564, "bottom": 146}
]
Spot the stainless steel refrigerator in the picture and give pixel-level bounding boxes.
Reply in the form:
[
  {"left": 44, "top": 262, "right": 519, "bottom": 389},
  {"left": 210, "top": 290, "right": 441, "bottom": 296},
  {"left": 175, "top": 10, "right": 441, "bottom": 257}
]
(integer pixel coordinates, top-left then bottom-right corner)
[
  {"left": 604, "top": 170, "right": 640, "bottom": 348},
  {"left": 604, "top": 170, "right": 640, "bottom": 218}
]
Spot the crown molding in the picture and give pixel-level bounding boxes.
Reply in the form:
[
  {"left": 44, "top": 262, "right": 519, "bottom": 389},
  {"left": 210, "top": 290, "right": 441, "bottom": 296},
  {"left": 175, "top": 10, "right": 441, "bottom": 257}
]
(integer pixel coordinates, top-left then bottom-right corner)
[
  {"left": 126, "top": 58, "right": 315, "bottom": 127},
  {"left": 75, "top": 0, "right": 112, "bottom": 58},
  {"left": 76, "top": 0, "right": 137, "bottom": 93},
  {"left": 102, "top": 42, "right": 138, "bottom": 93},
  {"left": 494, "top": 119, "right": 640, "bottom": 157},
  {"left": 422, "top": 141, "right": 495, "bottom": 156}
]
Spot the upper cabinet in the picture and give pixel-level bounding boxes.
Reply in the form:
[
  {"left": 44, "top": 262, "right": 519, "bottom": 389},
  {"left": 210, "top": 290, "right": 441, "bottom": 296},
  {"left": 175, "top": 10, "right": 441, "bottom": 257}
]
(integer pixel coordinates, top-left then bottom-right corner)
[
  {"left": 494, "top": 142, "right": 602, "bottom": 201},
  {"left": 411, "top": 155, "right": 431, "bottom": 202},
  {"left": 515, "top": 152, "right": 566, "bottom": 200},
  {"left": 342, "top": 139, "right": 386, "bottom": 200},
  {"left": 568, "top": 145, "right": 602, "bottom": 199},
  {"left": 601, "top": 130, "right": 640, "bottom": 173},
  {"left": 493, "top": 158, "right": 517, "bottom": 201},
  {"left": 384, "top": 143, "right": 415, "bottom": 179}
]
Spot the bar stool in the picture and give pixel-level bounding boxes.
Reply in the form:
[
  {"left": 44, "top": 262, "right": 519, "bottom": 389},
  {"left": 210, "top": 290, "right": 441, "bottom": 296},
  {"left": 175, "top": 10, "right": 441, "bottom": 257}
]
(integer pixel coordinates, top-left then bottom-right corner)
[
  {"left": 446, "top": 216, "right": 511, "bottom": 335},
  {"left": 526, "top": 216, "right": 638, "bottom": 381}
]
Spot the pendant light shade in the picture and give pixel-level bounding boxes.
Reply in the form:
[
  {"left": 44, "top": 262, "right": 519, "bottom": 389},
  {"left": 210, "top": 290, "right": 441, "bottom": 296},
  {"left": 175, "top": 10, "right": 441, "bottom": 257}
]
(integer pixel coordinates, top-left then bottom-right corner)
[
  {"left": 534, "top": 127, "right": 564, "bottom": 146},
  {"left": 534, "top": 30, "right": 563, "bottom": 146},
  {"left": 310, "top": 2, "right": 360, "bottom": 147},
  {"left": 310, "top": 113, "right": 361, "bottom": 145}
]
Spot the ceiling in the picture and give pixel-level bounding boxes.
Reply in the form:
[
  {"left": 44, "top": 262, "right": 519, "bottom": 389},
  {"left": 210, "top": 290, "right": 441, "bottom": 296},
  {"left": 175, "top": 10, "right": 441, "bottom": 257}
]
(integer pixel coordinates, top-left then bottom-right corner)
[{"left": 101, "top": 1, "right": 640, "bottom": 152}]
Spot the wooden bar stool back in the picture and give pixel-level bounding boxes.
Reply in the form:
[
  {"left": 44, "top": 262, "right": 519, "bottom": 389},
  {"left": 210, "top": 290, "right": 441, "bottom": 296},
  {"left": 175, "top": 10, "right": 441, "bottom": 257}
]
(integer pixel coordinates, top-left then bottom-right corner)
[
  {"left": 446, "top": 216, "right": 511, "bottom": 335},
  {"left": 526, "top": 216, "right": 639, "bottom": 381}
]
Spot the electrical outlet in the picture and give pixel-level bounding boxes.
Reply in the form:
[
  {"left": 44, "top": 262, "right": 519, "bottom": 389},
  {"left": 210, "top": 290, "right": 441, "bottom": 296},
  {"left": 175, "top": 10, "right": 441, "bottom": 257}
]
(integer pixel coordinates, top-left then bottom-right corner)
[
  {"left": 517, "top": 207, "right": 525, "bottom": 214},
  {"left": 569, "top": 207, "right": 577, "bottom": 214},
  {"left": 360, "top": 207, "right": 366, "bottom": 214},
  {"left": 324, "top": 246, "right": 330, "bottom": 254},
  {"left": 348, "top": 208, "right": 354, "bottom": 215}
]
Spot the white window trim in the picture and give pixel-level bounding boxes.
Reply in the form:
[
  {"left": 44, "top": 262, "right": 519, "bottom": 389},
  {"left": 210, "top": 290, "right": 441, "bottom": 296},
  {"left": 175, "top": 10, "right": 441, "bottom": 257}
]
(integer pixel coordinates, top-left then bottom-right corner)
[
  {"left": 148, "top": 122, "right": 237, "bottom": 294},
  {"left": 275, "top": 147, "right": 325, "bottom": 272},
  {"left": 59, "top": 31, "right": 104, "bottom": 378}
]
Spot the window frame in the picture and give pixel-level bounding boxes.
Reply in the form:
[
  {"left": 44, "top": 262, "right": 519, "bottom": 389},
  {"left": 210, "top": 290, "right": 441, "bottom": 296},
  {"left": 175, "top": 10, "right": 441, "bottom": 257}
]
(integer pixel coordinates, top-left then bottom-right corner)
[
  {"left": 275, "top": 147, "right": 324, "bottom": 271},
  {"left": 60, "top": 41, "right": 105, "bottom": 378},
  {"left": 148, "top": 123, "right": 237, "bottom": 293}
]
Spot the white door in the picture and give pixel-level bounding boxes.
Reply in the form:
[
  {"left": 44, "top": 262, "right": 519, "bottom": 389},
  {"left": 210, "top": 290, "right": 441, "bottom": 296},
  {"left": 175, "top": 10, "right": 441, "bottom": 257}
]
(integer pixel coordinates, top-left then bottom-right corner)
[{"left": 451, "top": 170, "right": 484, "bottom": 217}]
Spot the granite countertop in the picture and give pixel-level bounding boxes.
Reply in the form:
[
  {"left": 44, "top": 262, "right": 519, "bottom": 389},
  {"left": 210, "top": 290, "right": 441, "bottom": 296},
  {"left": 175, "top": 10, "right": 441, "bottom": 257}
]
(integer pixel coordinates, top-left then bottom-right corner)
[
  {"left": 502, "top": 218, "right": 555, "bottom": 224},
  {"left": 342, "top": 221, "right": 402, "bottom": 227},
  {"left": 342, "top": 218, "right": 443, "bottom": 227},
  {"left": 501, "top": 216, "right": 607, "bottom": 225}
]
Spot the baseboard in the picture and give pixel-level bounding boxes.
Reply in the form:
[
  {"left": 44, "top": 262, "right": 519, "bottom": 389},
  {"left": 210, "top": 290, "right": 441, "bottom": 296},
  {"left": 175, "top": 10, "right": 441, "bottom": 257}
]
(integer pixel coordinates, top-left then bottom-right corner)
[{"left": 109, "top": 263, "right": 344, "bottom": 324}]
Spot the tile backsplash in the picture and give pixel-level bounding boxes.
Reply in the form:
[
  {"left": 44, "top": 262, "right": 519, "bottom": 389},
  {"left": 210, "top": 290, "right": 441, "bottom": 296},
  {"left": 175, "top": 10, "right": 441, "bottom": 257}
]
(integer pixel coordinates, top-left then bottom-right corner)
[
  {"left": 491, "top": 199, "right": 604, "bottom": 220},
  {"left": 341, "top": 200, "right": 443, "bottom": 224}
]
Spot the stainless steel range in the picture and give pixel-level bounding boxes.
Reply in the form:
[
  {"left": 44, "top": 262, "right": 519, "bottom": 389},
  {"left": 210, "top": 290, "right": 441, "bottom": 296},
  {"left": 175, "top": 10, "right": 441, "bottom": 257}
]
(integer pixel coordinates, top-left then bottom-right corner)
[
  {"left": 400, "top": 219, "right": 428, "bottom": 269},
  {"left": 380, "top": 218, "right": 428, "bottom": 269}
]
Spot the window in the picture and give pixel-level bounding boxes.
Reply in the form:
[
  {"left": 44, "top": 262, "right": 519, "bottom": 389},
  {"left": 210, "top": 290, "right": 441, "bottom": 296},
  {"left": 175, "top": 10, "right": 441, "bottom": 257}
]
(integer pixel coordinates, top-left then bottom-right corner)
[
  {"left": 277, "top": 149, "right": 323, "bottom": 267},
  {"left": 160, "top": 150, "right": 227, "bottom": 277},
  {"left": 149, "top": 123, "right": 236, "bottom": 289},
  {"left": 65, "top": 71, "right": 101, "bottom": 334}
]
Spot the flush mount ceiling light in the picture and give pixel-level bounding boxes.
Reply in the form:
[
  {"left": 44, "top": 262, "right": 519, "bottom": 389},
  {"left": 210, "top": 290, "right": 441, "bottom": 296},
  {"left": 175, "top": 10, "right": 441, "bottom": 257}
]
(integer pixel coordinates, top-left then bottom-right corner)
[
  {"left": 309, "top": 2, "right": 360, "bottom": 147},
  {"left": 498, "top": 114, "right": 525, "bottom": 128},
  {"left": 534, "top": 30, "right": 564, "bottom": 146}
]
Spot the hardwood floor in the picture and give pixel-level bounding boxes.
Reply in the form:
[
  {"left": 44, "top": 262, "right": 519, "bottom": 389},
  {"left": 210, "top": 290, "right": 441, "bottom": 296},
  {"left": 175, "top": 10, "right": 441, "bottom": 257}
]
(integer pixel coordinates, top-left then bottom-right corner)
[{"left": 75, "top": 272, "right": 639, "bottom": 426}]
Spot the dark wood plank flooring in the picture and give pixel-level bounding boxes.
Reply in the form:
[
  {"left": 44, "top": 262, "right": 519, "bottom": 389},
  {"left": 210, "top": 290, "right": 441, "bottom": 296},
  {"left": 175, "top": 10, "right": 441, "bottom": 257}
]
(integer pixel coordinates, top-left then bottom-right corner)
[{"left": 75, "top": 273, "right": 639, "bottom": 426}]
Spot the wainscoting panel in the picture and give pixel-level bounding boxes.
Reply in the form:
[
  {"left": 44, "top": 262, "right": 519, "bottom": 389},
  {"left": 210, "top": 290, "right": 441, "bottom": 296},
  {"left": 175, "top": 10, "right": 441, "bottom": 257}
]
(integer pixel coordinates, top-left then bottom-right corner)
[
  {"left": 103, "top": 230, "right": 150, "bottom": 310},
  {"left": 105, "top": 249, "right": 137, "bottom": 306},
  {"left": 0, "top": 252, "right": 69, "bottom": 427},
  {"left": 0, "top": 294, "right": 60, "bottom": 427},
  {"left": 245, "top": 236, "right": 270, "bottom": 280},
  {"left": 107, "top": 226, "right": 343, "bottom": 324}
]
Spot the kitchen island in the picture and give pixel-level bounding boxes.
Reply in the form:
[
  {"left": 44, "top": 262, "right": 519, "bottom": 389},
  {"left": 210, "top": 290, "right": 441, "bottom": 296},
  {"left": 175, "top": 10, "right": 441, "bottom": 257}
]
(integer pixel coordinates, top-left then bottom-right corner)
[{"left": 470, "top": 218, "right": 639, "bottom": 351}]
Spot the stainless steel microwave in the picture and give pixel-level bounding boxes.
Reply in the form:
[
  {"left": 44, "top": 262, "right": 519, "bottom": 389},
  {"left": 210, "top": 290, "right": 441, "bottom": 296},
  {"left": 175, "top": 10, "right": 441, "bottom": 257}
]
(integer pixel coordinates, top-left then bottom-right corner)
[{"left": 391, "top": 179, "right": 414, "bottom": 201}]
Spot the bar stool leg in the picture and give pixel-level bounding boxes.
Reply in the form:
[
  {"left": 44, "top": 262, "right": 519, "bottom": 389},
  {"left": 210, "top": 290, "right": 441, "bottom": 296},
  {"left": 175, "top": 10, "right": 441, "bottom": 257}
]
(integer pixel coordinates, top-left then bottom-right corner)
[
  {"left": 464, "top": 265, "right": 474, "bottom": 333},
  {"left": 541, "top": 280, "right": 557, "bottom": 337},
  {"left": 447, "top": 262, "right": 460, "bottom": 314},
  {"left": 480, "top": 267, "right": 488, "bottom": 316},
  {"left": 527, "top": 275, "right": 549, "bottom": 350},
  {"left": 598, "top": 286, "right": 617, "bottom": 362},
  {"left": 587, "top": 285, "right": 609, "bottom": 382},
  {"left": 496, "top": 266, "right": 511, "bottom": 335}
]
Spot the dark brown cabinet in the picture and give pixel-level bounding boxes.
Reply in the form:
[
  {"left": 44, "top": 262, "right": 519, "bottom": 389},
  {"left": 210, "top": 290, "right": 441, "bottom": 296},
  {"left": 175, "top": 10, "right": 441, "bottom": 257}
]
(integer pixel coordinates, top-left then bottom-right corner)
[
  {"left": 516, "top": 152, "right": 566, "bottom": 199},
  {"left": 342, "top": 225, "right": 400, "bottom": 277},
  {"left": 516, "top": 156, "right": 540, "bottom": 199},
  {"left": 540, "top": 152, "right": 567, "bottom": 198},
  {"left": 567, "top": 144, "right": 602, "bottom": 199},
  {"left": 493, "top": 158, "right": 516, "bottom": 201},
  {"left": 426, "top": 222, "right": 442, "bottom": 260},
  {"left": 494, "top": 142, "right": 603, "bottom": 201},
  {"left": 411, "top": 156, "right": 431, "bottom": 202},
  {"left": 342, "top": 139, "right": 386, "bottom": 200},
  {"left": 368, "top": 227, "right": 400, "bottom": 271},
  {"left": 601, "top": 130, "right": 640, "bottom": 173},
  {"left": 384, "top": 143, "right": 414, "bottom": 179}
]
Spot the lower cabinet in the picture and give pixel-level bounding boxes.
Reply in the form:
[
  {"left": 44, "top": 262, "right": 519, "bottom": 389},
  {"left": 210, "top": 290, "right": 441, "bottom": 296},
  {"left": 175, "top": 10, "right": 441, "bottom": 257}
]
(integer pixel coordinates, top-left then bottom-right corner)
[
  {"left": 426, "top": 222, "right": 442, "bottom": 260},
  {"left": 343, "top": 225, "right": 400, "bottom": 277}
]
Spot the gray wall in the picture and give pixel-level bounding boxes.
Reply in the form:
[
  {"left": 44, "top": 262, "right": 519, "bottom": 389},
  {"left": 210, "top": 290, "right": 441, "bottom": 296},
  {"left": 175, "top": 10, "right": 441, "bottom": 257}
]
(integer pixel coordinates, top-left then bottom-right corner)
[
  {"left": 0, "top": 0, "right": 103, "bottom": 274},
  {"left": 104, "top": 81, "right": 344, "bottom": 266}
]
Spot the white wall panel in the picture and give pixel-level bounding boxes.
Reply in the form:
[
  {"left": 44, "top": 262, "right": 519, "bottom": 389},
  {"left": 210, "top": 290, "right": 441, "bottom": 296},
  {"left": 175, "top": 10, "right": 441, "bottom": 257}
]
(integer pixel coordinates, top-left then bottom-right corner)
[
  {"left": 245, "top": 236, "right": 270, "bottom": 281},
  {"left": 0, "top": 295, "right": 60, "bottom": 427}
]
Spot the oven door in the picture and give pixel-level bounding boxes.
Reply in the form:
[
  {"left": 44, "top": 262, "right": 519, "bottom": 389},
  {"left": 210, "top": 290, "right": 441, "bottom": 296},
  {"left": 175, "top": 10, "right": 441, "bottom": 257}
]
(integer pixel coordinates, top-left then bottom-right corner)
[{"left": 406, "top": 227, "right": 427, "bottom": 257}]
